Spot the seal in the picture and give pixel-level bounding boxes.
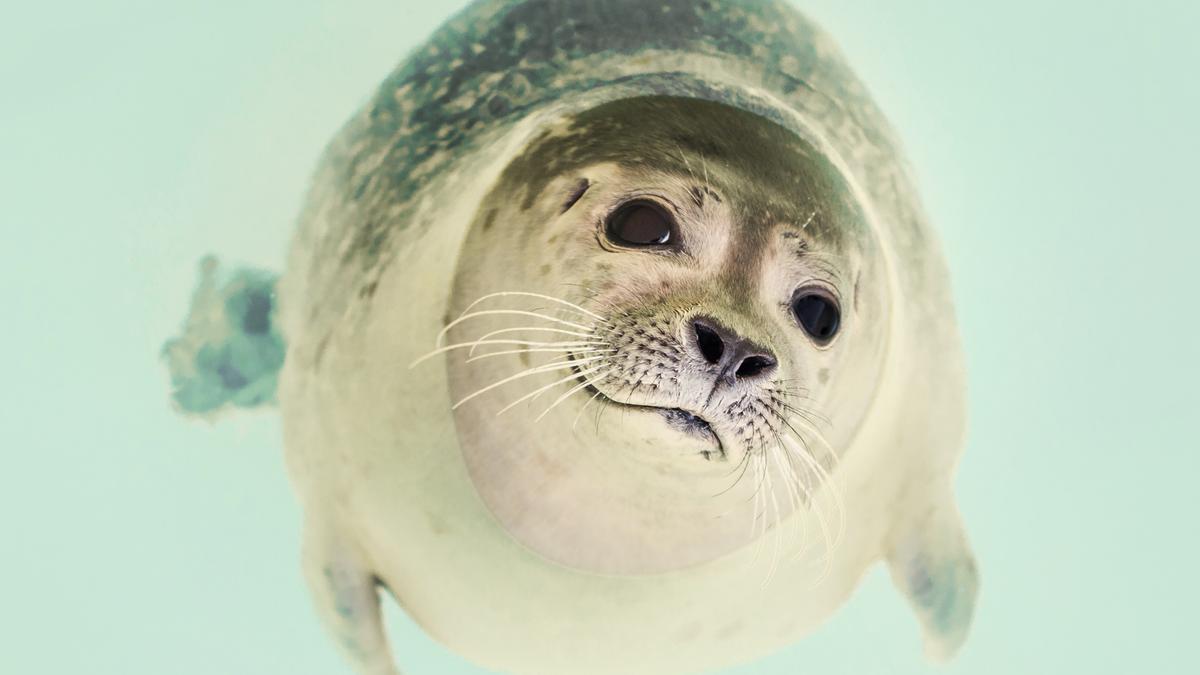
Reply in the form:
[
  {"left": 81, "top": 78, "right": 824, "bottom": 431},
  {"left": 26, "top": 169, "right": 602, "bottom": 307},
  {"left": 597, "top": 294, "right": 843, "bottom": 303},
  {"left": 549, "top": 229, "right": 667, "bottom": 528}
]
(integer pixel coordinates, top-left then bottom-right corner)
[{"left": 165, "top": 1, "right": 979, "bottom": 672}]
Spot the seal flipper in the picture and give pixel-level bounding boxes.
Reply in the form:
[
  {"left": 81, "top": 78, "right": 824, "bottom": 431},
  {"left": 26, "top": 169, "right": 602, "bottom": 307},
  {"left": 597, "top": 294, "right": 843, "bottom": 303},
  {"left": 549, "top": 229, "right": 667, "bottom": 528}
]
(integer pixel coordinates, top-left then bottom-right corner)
[
  {"left": 303, "top": 524, "right": 400, "bottom": 675},
  {"left": 887, "top": 491, "right": 979, "bottom": 662},
  {"left": 161, "top": 256, "right": 286, "bottom": 417}
]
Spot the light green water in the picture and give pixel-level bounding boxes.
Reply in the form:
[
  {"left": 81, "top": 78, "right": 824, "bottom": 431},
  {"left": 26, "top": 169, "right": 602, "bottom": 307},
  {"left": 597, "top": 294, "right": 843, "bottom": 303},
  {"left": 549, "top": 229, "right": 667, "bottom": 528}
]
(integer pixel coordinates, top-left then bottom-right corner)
[{"left": 2, "top": 1, "right": 1197, "bottom": 673}]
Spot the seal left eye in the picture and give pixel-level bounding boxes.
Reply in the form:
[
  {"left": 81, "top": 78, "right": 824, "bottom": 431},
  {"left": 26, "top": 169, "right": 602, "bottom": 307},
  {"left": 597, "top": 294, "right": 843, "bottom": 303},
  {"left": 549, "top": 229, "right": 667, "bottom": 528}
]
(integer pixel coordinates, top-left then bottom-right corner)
[
  {"left": 605, "top": 201, "right": 673, "bottom": 246},
  {"left": 791, "top": 291, "right": 840, "bottom": 343}
]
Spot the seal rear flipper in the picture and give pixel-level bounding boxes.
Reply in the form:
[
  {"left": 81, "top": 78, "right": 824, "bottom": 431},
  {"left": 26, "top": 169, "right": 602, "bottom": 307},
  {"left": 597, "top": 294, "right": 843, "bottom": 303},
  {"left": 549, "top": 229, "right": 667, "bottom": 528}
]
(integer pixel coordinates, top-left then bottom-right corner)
[
  {"left": 886, "top": 490, "right": 980, "bottom": 662},
  {"left": 161, "top": 255, "right": 286, "bottom": 417}
]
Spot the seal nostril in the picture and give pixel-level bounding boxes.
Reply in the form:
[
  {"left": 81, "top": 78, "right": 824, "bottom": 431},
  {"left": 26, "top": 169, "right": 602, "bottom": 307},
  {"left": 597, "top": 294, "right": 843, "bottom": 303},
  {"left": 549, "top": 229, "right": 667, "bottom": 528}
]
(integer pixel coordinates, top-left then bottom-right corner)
[
  {"left": 693, "top": 321, "right": 725, "bottom": 364},
  {"left": 735, "top": 355, "right": 776, "bottom": 379}
]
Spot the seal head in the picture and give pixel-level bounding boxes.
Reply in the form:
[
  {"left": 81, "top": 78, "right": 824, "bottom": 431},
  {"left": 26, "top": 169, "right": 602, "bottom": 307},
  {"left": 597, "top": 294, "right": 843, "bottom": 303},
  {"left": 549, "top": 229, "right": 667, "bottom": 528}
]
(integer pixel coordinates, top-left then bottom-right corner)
[{"left": 445, "top": 95, "right": 890, "bottom": 574}]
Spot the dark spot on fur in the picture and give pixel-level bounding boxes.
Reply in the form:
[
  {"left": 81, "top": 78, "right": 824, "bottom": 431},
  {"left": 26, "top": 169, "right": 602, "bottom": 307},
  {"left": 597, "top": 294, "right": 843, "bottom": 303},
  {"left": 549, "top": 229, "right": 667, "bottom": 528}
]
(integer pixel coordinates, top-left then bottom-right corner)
[
  {"left": 313, "top": 334, "right": 331, "bottom": 365},
  {"left": 539, "top": 263, "right": 552, "bottom": 276},
  {"left": 486, "top": 94, "right": 511, "bottom": 117},
  {"left": 562, "top": 178, "right": 591, "bottom": 212},
  {"left": 359, "top": 280, "right": 379, "bottom": 299},
  {"left": 481, "top": 208, "right": 497, "bottom": 232},
  {"left": 426, "top": 511, "right": 450, "bottom": 535},
  {"left": 364, "top": 227, "right": 386, "bottom": 257}
]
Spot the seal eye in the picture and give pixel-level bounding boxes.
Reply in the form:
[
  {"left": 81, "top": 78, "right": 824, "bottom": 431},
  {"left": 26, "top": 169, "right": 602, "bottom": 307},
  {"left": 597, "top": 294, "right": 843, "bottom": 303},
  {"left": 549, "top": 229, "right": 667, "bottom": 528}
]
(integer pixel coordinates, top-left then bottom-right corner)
[
  {"left": 791, "top": 291, "right": 840, "bottom": 343},
  {"left": 605, "top": 201, "right": 674, "bottom": 246}
]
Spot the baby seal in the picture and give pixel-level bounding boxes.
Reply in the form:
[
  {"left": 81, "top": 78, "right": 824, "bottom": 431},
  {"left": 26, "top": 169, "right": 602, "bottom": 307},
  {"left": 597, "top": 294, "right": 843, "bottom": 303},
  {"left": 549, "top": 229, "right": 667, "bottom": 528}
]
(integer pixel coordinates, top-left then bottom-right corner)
[{"left": 166, "top": 1, "right": 978, "bottom": 673}]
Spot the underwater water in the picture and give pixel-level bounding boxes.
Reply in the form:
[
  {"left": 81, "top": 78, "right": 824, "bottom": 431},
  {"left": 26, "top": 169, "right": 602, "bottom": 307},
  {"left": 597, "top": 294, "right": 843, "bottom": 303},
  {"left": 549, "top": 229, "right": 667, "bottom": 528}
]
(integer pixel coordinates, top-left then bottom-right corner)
[{"left": 3, "top": 1, "right": 1197, "bottom": 673}]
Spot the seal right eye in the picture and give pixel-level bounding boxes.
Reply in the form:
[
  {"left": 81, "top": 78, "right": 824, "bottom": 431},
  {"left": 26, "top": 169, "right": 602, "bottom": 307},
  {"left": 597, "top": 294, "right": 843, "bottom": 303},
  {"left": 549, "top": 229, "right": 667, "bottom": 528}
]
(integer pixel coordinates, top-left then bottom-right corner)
[{"left": 605, "top": 201, "right": 674, "bottom": 247}]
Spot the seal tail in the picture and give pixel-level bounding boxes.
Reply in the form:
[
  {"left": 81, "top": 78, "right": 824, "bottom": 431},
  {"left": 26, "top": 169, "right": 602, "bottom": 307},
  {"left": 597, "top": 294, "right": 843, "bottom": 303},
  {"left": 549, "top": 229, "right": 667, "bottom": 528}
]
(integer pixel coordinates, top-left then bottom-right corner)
[{"left": 161, "top": 256, "right": 286, "bottom": 417}]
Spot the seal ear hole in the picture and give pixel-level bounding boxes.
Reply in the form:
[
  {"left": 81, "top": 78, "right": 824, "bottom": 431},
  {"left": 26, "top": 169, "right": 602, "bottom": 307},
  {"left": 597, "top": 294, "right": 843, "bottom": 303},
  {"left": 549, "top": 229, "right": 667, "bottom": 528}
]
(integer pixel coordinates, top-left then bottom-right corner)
[
  {"left": 791, "top": 290, "right": 841, "bottom": 343},
  {"left": 605, "top": 200, "right": 675, "bottom": 247}
]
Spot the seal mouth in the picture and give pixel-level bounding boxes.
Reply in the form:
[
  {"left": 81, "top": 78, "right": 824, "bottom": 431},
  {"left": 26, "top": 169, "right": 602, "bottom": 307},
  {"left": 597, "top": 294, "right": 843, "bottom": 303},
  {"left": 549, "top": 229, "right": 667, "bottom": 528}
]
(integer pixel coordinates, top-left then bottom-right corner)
[
  {"left": 659, "top": 407, "right": 718, "bottom": 441},
  {"left": 568, "top": 363, "right": 725, "bottom": 459}
]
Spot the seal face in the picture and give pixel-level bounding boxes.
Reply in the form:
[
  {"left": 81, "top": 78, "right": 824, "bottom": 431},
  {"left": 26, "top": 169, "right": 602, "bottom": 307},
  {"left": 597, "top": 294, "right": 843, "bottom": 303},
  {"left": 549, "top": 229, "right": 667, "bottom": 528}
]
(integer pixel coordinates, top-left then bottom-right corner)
[{"left": 448, "top": 96, "right": 890, "bottom": 574}]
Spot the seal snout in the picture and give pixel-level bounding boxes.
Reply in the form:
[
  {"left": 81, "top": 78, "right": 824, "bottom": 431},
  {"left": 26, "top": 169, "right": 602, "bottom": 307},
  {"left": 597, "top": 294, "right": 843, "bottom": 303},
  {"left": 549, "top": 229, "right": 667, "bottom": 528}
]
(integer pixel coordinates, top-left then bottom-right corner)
[{"left": 691, "top": 317, "right": 777, "bottom": 387}]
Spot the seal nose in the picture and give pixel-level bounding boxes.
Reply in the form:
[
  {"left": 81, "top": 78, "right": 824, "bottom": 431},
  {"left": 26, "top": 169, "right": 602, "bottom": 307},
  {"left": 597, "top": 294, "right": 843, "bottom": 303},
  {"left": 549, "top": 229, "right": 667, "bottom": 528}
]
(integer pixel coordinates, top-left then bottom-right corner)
[{"left": 692, "top": 317, "right": 777, "bottom": 384}]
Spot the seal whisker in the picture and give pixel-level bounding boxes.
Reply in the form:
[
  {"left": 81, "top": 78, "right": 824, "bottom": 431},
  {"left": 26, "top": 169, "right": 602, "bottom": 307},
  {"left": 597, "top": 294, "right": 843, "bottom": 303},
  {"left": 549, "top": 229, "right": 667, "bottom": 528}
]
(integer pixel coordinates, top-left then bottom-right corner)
[
  {"left": 571, "top": 389, "right": 604, "bottom": 433},
  {"left": 409, "top": 339, "right": 604, "bottom": 367},
  {"left": 709, "top": 448, "right": 756, "bottom": 499},
  {"left": 752, "top": 416, "right": 802, "bottom": 583},
  {"left": 455, "top": 291, "right": 610, "bottom": 324},
  {"left": 768, "top": 410, "right": 842, "bottom": 563},
  {"left": 771, "top": 396, "right": 827, "bottom": 419},
  {"left": 534, "top": 367, "right": 613, "bottom": 422},
  {"left": 779, "top": 441, "right": 835, "bottom": 579},
  {"left": 671, "top": 142, "right": 700, "bottom": 185},
  {"left": 780, "top": 433, "right": 843, "bottom": 578},
  {"left": 748, "top": 453, "right": 770, "bottom": 568},
  {"left": 465, "top": 346, "right": 612, "bottom": 363},
  {"left": 768, "top": 430, "right": 808, "bottom": 553},
  {"left": 781, "top": 414, "right": 843, "bottom": 481},
  {"left": 758, "top": 441, "right": 787, "bottom": 583},
  {"left": 467, "top": 325, "right": 602, "bottom": 356},
  {"left": 437, "top": 309, "right": 595, "bottom": 346},
  {"left": 772, "top": 405, "right": 840, "bottom": 473},
  {"left": 761, "top": 442, "right": 789, "bottom": 587},
  {"left": 451, "top": 355, "right": 607, "bottom": 409},
  {"left": 768, "top": 397, "right": 832, "bottom": 431},
  {"left": 496, "top": 363, "right": 609, "bottom": 416}
]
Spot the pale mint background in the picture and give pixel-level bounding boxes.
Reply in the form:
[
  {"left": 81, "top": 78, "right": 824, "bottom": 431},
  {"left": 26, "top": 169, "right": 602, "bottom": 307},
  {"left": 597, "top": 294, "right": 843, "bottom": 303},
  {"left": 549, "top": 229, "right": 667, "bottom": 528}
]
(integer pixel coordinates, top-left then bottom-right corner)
[{"left": 3, "top": 1, "right": 1197, "bottom": 673}]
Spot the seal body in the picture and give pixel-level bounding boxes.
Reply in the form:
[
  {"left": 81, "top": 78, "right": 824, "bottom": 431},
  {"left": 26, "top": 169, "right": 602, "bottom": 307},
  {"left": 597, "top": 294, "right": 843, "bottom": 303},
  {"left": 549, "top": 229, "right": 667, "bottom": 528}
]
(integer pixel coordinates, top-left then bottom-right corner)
[{"left": 275, "top": 1, "right": 978, "bottom": 673}]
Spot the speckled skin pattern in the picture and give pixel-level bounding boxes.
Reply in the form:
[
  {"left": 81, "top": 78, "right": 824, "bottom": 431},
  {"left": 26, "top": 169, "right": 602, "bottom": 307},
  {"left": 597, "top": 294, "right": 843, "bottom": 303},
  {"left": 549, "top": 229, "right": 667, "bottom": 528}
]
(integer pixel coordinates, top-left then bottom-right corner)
[
  {"left": 284, "top": 0, "right": 939, "bottom": 358},
  {"left": 275, "top": 2, "right": 978, "bottom": 673}
]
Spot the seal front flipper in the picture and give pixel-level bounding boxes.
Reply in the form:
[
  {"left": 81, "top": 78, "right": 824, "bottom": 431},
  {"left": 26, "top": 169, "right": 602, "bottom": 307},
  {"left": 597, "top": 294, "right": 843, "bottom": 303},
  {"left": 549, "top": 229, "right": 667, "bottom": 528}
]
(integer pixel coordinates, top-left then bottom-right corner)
[
  {"left": 302, "top": 523, "right": 400, "bottom": 675},
  {"left": 161, "top": 255, "right": 286, "bottom": 417},
  {"left": 886, "top": 489, "right": 980, "bottom": 662}
]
